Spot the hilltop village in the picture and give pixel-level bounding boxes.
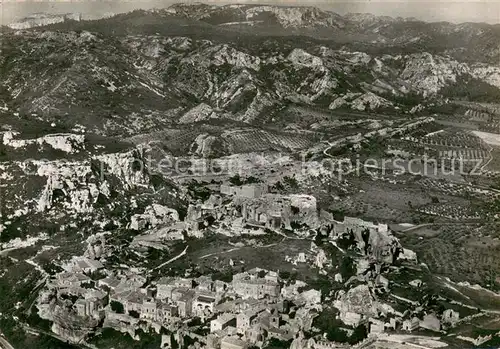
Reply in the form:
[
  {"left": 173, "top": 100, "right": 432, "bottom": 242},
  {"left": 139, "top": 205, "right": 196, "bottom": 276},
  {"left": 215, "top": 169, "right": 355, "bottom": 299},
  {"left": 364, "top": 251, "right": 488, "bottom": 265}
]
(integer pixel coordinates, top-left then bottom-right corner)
[
  {"left": 32, "top": 181, "right": 484, "bottom": 349},
  {"left": 2, "top": 3, "right": 500, "bottom": 349}
]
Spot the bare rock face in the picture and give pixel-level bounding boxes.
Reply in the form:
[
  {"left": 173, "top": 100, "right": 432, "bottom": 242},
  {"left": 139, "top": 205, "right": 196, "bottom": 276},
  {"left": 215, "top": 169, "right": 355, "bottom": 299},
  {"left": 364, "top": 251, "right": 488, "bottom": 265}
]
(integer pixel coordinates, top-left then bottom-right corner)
[
  {"left": 129, "top": 204, "right": 180, "bottom": 231},
  {"left": 340, "top": 218, "right": 402, "bottom": 266},
  {"left": 6, "top": 150, "right": 151, "bottom": 216},
  {"left": 190, "top": 134, "right": 219, "bottom": 158},
  {"left": 8, "top": 13, "right": 81, "bottom": 30},
  {"left": 334, "top": 284, "right": 379, "bottom": 325},
  {"left": 329, "top": 92, "right": 392, "bottom": 111},
  {"left": 179, "top": 104, "right": 218, "bottom": 124},
  {"left": 102, "top": 312, "right": 141, "bottom": 340},
  {"left": 2, "top": 131, "right": 85, "bottom": 153},
  {"left": 84, "top": 234, "right": 108, "bottom": 260},
  {"left": 365, "top": 228, "right": 402, "bottom": 265},
  {"left": 400, "top": 52, "right": 469, "bottom": 96},
  {"left": 51, "top": 307, "right": 100, "bottom": 343}
]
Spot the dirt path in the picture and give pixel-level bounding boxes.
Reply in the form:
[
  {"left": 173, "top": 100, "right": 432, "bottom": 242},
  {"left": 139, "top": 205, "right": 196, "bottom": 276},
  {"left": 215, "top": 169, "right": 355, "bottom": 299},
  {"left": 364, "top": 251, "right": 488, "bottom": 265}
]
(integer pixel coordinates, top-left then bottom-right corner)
[{"left": 153, "top": 245, "right": 188, "bottom": 270}]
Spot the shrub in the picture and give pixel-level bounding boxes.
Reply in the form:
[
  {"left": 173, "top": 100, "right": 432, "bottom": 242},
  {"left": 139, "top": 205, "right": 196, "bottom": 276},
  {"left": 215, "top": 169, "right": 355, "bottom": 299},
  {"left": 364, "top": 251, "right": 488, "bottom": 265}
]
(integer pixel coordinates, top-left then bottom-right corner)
[
  {"left": 110, "top": 300, "right": 125, "bottom": 314},
  {"left": 129, "top": 310, "right": 140, "bottom": 318}
]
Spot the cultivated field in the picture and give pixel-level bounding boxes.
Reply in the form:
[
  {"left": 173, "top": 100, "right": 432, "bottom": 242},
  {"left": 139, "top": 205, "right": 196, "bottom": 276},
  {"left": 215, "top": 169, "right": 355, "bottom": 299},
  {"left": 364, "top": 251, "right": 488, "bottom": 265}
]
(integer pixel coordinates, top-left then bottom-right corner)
[{"left": 399, "top": 223, "right": 500, "bottom": 286}]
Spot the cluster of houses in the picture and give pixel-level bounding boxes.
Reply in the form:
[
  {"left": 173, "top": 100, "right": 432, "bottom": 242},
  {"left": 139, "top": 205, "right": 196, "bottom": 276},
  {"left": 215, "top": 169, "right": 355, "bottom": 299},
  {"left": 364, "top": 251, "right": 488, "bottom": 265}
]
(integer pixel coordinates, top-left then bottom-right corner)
[
  {"left": 41, "top": 240, "right": 463, "bottom": 349},
  {"left": 401, "top": 309, "right": 460, "bottom": 333},
  {"left": 41, "top": 260, "right": 325, "bottom": 349},
  {"left": 34, "top": 179, "right": 476, "bottom": 349},
  {"left": 185, "top": 183, "right": 319, "bottom": 232}
]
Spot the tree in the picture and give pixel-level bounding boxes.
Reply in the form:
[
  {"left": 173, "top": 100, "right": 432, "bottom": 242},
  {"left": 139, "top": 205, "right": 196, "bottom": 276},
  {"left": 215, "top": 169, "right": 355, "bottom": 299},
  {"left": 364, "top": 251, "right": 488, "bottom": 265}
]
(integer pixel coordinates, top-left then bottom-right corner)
[
  {"left": 211, "top": 270, "right": 233, "bottom": 283},
  {"left": 129, "top": 310, "right": 140, "bottom": 318},
  {"left": 312, "top": 309, "right": 348, "bottom": 342},
  {"left": 229, "top": 174, "right": 243, "bottom": 186},
  {"left": 327, "top": 327, "right": 348, "bottom": 342},
  {"left": 279, "top": 270, "right": 290, "bottom": 279},
  {"left": 171, "top": 334, "right": 179, "bottom": 349},
  {"left": 330, "top": 209, "right": 345, "bottom": 221},
  {"left": 348, "top": 324, "right": 368, "bottom": 344},
  {"left": 283, "top": 176, "right": 299, "bottom": 189},
  {"left": 340, "top": 256, "right": 356, "bottom": 279},
  {"left": 263, "top": 338, "right": 293, "bottom": 349},
  {"left": 90, "top": 270, "right": 107, "bottom": 281},
  {"left": 337, "top": 231, "right": 356, "bottom": 250},
  {"left": 110, "top": 300, "right": 125, "bottom": 314}
]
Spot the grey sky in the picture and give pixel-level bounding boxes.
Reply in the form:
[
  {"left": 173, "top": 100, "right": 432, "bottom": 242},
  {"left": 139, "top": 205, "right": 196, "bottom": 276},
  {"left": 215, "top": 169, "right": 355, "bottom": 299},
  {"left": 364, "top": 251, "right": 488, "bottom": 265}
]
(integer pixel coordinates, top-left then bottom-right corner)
[{"left": 1, "top": 0, "right": 499, "bottom": 25}]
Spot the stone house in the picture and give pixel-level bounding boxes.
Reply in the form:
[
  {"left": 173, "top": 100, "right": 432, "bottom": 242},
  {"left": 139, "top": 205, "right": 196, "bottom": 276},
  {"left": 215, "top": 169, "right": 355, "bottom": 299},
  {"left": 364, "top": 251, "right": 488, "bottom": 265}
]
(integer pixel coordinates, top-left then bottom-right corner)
[
  {"left": 98, "top": 276, "right": 121, "bottom": 291},
  {"left": 237, "top": 309, "right": 261, "bottom": 333},
  {"left": 56, "top": 272, "right": 92, "bottom": 288},
  {"left": 420, "top": 313, "right": 441, "bottom": 332},
  {"left": 211, "top": 314, "right": 236, "bottom": 333},
  {"left": 157, "top": 278, "right": 193, "bottom": 300},
  {"left": 402, "top": 317, "right": 420, "bottom": 332},
  {"left": 267, "top": 327, "right": 293, "bottom": 341},
  {"left": 442, "top": 309, "right": 460, "bottom": 325},
  {"left": 192, "top": 294, "right": 216, "bottom": 316},
  {"left": 195, "top": 276, "right": 214, "bottom": 292},
  {"left": 177, "top": 290, "right": 195, "bottom": 318},
  {"left": 221, "top": 336, "right": 248, "bottom": 349},
  {"left": 74, "top": 290, "right": 107, "bottom": 318},
  {"left": 369, "top": 319, "right": 385, "bottom": 334},
  {"left": 69, "top": 257, "right": 104, "bottom": 274},
  {"left": 232, "top": 271, "right": 280, "bottom": 300},
  {"left": 140, "top": 300, "right": 178, "bottom": 323},
  {"left": 244, "top": 324, "right": 266, "bottom": 345}
]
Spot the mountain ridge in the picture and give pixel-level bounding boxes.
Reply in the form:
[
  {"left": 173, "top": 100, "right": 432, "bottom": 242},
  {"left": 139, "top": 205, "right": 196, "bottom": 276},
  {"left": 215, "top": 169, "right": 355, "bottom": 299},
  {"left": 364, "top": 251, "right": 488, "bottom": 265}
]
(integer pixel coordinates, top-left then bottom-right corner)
[{"left": 9, "top": 3, "right": 499, "bottom": 67}]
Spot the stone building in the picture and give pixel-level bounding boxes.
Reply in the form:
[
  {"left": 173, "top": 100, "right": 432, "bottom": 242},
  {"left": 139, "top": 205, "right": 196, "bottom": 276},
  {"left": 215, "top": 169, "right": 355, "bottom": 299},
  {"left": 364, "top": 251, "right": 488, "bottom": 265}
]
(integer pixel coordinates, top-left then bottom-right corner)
[
  {"left": 240, "top": 194, "right": 318, "bottom": 230},
  {"left": 442, "top": 309, "right": 460, "bottom": 325},
  {"left": 56, "top": 272, "right": 92, "bottom": 288},
  {"left": 333, "top": 217, "right": 388, "bottom": 237},
  {"left": 237, "top": 309, "right": 261, "bottom": 333},
  {"left": 232, "top": 272, "right": 280, "bottom": 300},
  {"left": 211, "top": 314, "right": 236, "bottom": 333},
  {"left": 177, "top": 290, "right": 195, "bottom": 318},
  {"left": 74, "top": 290, "right": 107, "bottom": 318},
  {"left": 157, "top": 278, "right": 193, "bottom": 300},
  {"left": 220, "top": 184, "right": 268, "bottom": 199},
  {"left": 140, "top": 300, "right": 178, "bottom": 323},
  {"left": 221, "top": 336, "right": 248, "bottom": 349},
  {"left": 67, "top": 257, "right": 104, "bottom": 274},
  {"left": 369, "top": 319, "right": 385, "bottom": 334},
  {"left": 420, "top": 313, "right": 441, "bottom": 332},
  {"left": 241, "top": 194, "right": 292, "bottom": 230},
  {"left": 192, "top": 294, "right": 216, "bottom": 316},
  {"left": 402, "top": 317, "right": 420, "bottom": 332},
  {"left": 98, "top": 276, "right": 121, "bottom": 291}
]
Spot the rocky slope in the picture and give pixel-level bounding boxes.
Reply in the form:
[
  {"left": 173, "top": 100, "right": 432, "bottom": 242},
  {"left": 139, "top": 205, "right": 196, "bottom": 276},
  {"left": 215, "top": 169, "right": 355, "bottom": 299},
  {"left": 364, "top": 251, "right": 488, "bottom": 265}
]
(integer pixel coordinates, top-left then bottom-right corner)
[
  {"left": 156, "top": 3, "right": 500, "bottom": 64},
  {"left": 1, "top": 17, "right": 500, "bottom": 135},
  {"left": 0, "top": 2, "right": 498, "bottom": 251},
  {"left": 8, "top": 13, "right": 82, "bottom": 30}
]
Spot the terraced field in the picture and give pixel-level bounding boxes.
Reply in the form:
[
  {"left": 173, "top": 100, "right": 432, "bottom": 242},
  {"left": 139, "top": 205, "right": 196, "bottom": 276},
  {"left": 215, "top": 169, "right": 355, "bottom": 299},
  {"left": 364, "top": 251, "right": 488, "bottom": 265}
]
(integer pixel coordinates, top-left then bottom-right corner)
[
  {"left": 399, "top": 224, "right": 500, "bottom": 285},
  {"left": 479, "top": 121, "right": 500, "bottom": 134},
  {"left": 416, "top": 178, "right": 500, "bottom": 201},
  {"left": 127, "top": 123, "right": 318, "bottom": 157},
  {"left": 222, "top": 129, "right": 315, "bottom": 154}
]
